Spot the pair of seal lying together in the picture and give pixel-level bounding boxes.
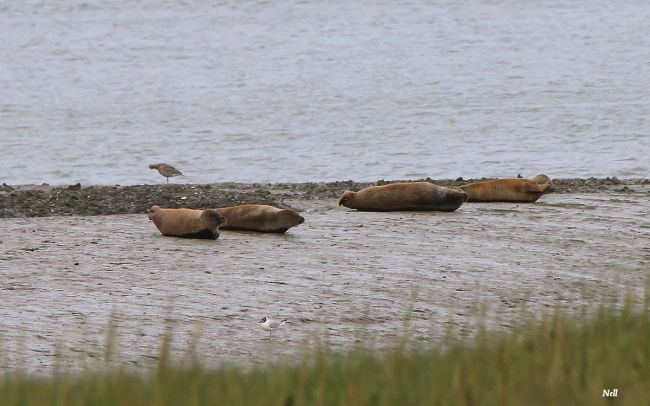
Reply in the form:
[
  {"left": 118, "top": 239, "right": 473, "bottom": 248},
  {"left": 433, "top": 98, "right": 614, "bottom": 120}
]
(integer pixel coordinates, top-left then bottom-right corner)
[
  {"left": 339, "top": 182, "right": 468, "bottom": 212},
  {"left": 148, "top": 205, "right": 304, "bottom": 239},
  {"left": 337, "top": 174, "right": 553, "bottom": 211},
  {"left": 459, "top": 174, "right": 553, "bottom": 202}
]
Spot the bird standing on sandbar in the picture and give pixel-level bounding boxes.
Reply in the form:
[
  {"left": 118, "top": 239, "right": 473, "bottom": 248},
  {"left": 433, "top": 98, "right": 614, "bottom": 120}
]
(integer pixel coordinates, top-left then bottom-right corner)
[
  {"left": 259, "top": 317, "right": 287, "bottom": 339},
  {"left": 149, "top": 163, "right": 183, "bottom": 183}
]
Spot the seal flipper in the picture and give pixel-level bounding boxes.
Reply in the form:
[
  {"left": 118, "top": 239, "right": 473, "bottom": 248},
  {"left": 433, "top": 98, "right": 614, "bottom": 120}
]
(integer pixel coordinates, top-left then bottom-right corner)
[
  {"left": 178, "top": 229, "right": 219, "bottom": 239},
  {"left": 218, "top": 226, "right": 289, "bottom": 233}
]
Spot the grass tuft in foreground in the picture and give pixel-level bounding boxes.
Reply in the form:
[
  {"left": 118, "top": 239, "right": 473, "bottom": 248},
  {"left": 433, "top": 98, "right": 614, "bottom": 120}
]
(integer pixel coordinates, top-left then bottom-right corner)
[{"left": 1, "top": 299, "right": 649, "bottom": 405}]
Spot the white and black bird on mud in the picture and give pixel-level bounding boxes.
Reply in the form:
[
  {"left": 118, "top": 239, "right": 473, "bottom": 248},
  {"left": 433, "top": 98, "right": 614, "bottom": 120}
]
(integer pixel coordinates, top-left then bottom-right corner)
[{"left": 259, "top": 317, "right": 287, "bottom": 338}]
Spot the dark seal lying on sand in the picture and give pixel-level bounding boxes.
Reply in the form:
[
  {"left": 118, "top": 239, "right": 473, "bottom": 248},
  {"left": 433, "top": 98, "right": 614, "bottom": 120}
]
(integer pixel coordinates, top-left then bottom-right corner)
[{"left": 338, "top": 182, "right": 468, "bottom": 212}]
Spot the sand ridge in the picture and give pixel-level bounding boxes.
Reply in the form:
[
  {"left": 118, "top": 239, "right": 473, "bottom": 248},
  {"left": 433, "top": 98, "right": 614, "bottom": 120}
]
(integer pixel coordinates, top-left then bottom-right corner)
[{"left": 1, "top": 177, "right": 648, "bottom": 218}]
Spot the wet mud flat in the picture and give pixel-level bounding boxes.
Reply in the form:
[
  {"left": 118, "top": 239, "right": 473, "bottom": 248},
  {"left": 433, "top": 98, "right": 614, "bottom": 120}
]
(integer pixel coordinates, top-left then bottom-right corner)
[{"left": 0, "top": 181, "right": 649, "bottom": 373}]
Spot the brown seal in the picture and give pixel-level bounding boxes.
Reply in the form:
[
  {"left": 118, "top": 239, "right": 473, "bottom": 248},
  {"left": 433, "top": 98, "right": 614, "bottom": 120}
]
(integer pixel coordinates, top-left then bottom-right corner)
[
  {"left": 459, "top": 174, "right": 553, "bottom": 202},
  {"left": 338, "top": 182, "right": 468, "bottom": 212},
  {"left": 147, "top": 205, "right": 225, "bottom": 239},
  {"left": 216, "top": 205, "right": 305, "bottom": 233}
]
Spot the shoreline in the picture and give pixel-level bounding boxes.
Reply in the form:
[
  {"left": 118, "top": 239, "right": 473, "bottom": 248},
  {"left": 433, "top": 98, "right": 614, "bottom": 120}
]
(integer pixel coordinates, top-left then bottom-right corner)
[{"left": 1, "top": 177, "right": 649, "bottom": 218}]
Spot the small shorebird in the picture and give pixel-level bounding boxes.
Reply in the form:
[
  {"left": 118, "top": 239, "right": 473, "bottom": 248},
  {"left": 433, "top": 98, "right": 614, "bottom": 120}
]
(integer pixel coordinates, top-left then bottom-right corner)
[
  {"left": 149, "top": 163, "right": 183, "bottom": 183},
  {"left": 259, "top": 317, "right": 287, "bottom": 338}
]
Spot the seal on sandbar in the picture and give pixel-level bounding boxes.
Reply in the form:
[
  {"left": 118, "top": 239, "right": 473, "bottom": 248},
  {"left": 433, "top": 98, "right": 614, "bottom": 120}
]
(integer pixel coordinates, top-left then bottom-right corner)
[
  {"left": 148, "top": 205, "right": 225, "bottom": 239},
  {"left": 338, "top": 182, "right": 468, "bottom": 212},
  {"left": 459, "top": 174, "right": 553, "bottom": 202},
  {"left": 216, "top": 205, "right": 305, "bottom": 233}
]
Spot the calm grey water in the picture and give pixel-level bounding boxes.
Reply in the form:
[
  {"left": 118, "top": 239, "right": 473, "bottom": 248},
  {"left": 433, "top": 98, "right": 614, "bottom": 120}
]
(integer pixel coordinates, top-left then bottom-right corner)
[{"left": 1, "top": 0, "right": 649, "bottom": 185}]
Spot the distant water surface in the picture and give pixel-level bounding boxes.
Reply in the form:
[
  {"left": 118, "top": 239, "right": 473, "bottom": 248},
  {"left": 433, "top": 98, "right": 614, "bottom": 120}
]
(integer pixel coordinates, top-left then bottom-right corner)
[{"left": 1, "top": 0, "right": 648, "bottom": 185}]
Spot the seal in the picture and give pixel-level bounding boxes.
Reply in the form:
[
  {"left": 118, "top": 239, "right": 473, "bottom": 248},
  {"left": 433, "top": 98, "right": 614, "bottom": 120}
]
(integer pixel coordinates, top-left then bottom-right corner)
[
  {"left": 216, "top": 205, "right": 305, "bottom": 233},
  {"left": 338, "top": 182, "right": 468, "bottom": 212},
  {"left": 147, "top": 205, "right": 225, "bottom": 239},
  {"left": 459, "top": 174, "right": 553, "bottom": 202}
]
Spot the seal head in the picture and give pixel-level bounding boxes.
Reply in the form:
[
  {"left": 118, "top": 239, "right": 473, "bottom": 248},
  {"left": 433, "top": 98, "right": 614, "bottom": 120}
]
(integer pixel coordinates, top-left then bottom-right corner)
[
  {"left": 338, "top": 191, "right": 355, "bottom": 207},
  {"left": 530, "top": 174, "right": 554, "bottom": 191},
  {"left": 148, "top": 205, "right": 161, "bottom": 221}
]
